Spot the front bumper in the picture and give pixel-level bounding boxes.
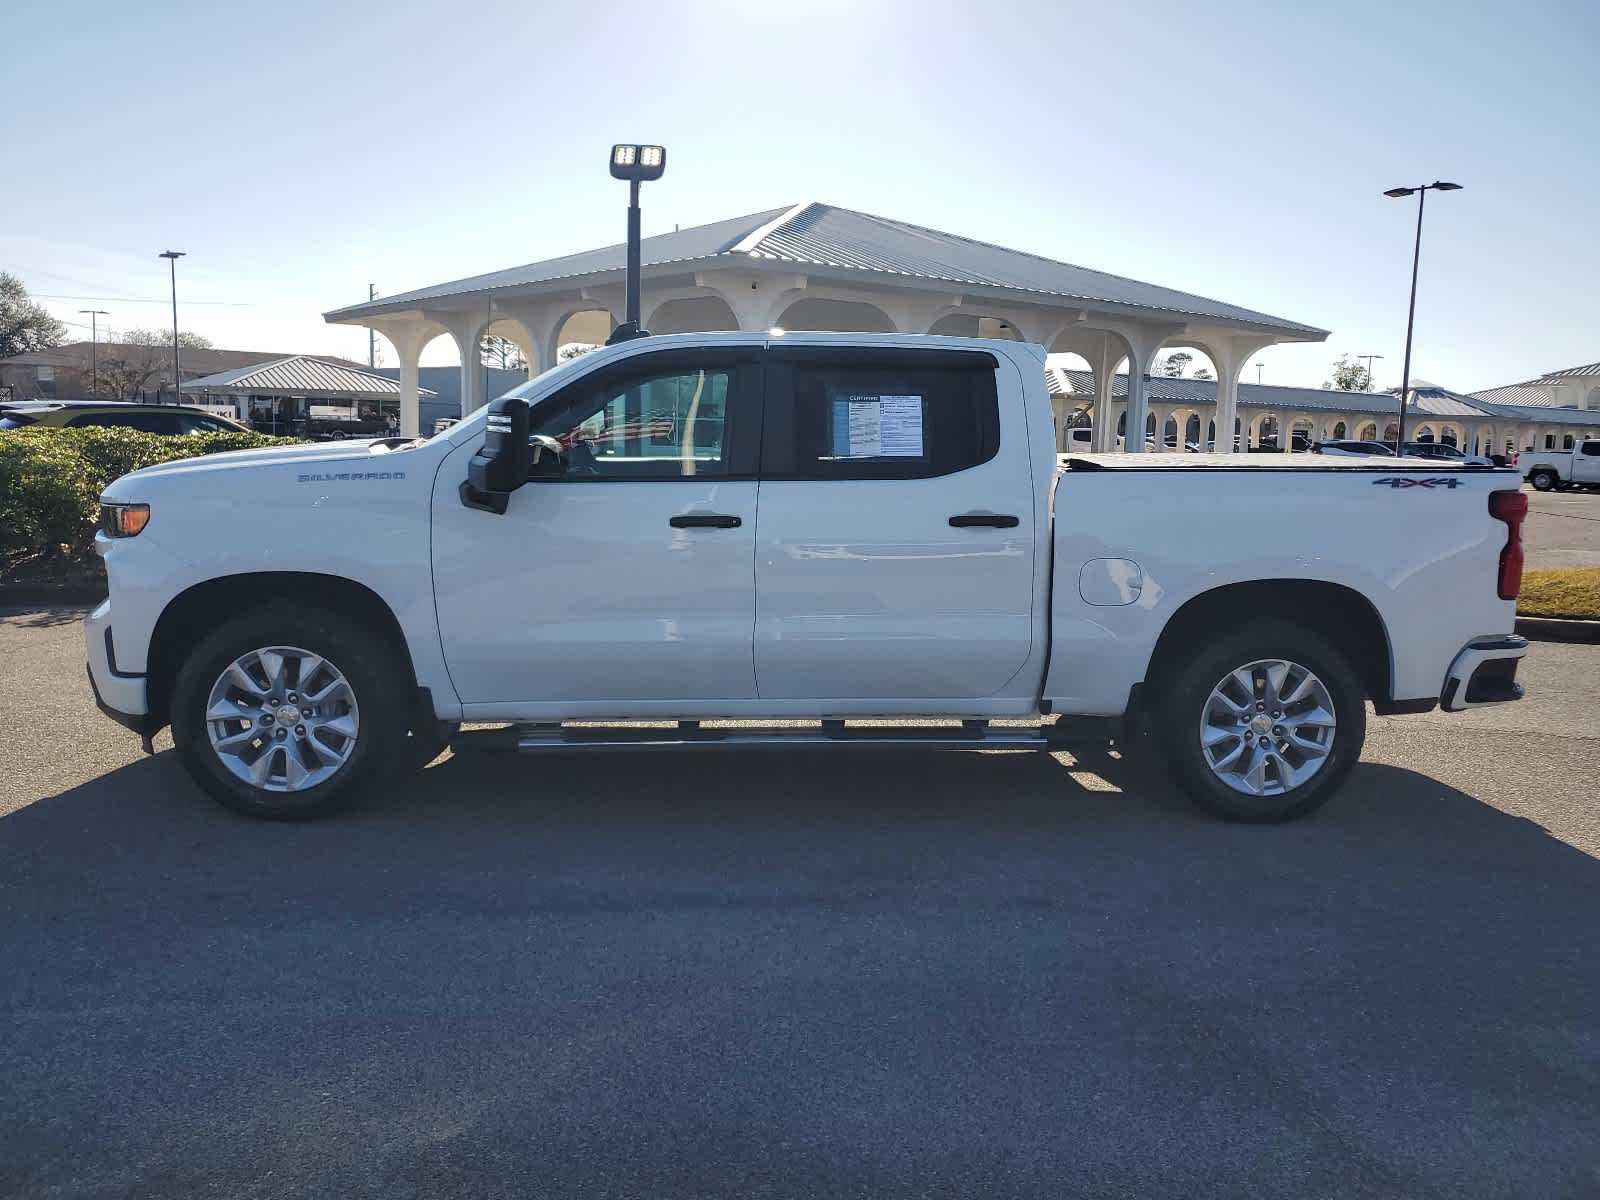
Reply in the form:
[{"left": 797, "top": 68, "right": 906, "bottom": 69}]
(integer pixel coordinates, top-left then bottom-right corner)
[
  {"left": 1440, "top": 635, "right": 1528, "bottom": 712},
  {"left": 85, "top": 600, "right": 156, "bottom": 735}
]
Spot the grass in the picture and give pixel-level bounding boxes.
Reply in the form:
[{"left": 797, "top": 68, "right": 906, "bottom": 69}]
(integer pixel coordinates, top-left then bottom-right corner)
[{"left": 1520, "top": 567, "right": 1600, "bottom": 621}]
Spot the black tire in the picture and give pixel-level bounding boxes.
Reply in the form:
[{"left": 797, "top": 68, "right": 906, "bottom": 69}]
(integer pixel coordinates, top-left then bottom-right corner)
[
  {"left": 171, "top": 607, "right": 410, "bottom": 820},
  {"left": 1154, "top": 620, "right": 1367, "bottom": 823},
  {"left": 1530, "top": 468, "right": 1557, "bottom": 491}
]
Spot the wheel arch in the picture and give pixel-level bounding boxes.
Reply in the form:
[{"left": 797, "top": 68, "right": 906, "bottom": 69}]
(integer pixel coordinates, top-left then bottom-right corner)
[
  {"left": 1145, "top": 579, "right": 1395, "bottom": 710},
  {"left": 146, "top": 572, "right": 417, "bottom": 731}
]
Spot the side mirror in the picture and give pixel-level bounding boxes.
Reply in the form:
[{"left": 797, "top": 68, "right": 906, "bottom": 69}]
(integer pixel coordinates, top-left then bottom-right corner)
[{"left": 461, "top": 397, "right": 531, "bottom": 514}]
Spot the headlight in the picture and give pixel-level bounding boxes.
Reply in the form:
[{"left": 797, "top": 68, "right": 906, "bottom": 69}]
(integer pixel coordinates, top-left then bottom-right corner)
[{"left": 99, "top": 502, "right": 151, "bottom": 538}]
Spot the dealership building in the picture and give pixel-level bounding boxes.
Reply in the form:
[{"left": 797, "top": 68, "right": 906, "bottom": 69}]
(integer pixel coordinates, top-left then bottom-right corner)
[{"left": 322, "top": 202, "right": 1598, "bottom": 452}]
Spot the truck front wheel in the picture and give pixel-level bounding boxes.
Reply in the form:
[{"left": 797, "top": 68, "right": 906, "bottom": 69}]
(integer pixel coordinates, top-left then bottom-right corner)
[
  {"left": 1156, "top": 622, "right": 1366, "bottom": 823},
  {"left": 171, "top": 609, "right": 409, "bottom": 819}
]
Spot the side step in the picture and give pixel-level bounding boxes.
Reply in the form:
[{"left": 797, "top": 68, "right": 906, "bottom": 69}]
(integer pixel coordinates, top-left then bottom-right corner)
[{"left": 455, "top": 721, "right": 1048, "bottom": 755}]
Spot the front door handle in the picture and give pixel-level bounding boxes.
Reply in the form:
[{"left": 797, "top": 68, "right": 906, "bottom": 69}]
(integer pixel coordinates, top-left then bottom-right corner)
[
  {"left": 949, "top": 512, "right": 1020, "bottom": 528},
  {"left": 670, "top": 513, "right": 742, "bottom": 529}
]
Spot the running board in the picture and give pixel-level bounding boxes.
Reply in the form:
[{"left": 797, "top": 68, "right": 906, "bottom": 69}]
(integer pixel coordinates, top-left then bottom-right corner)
[{"left": 463, "top": 721, "right": 1048, "bottom": 755}]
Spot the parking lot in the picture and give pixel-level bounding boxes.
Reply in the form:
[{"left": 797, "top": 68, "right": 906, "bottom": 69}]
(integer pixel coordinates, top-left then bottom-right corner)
[
  {"left": 1525, "top": 484, "right": 1600, "bottom": 570},
  {"left": 1, "top": 606, "right": 1596, "bottom": 1198}
]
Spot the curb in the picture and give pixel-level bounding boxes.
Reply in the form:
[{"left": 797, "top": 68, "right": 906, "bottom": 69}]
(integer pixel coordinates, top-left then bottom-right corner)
[{"left": 1516, "top": 616, "right": 1600, "bottom": 644}]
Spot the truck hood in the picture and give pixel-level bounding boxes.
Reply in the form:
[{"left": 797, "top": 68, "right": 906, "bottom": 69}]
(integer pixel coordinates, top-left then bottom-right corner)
[{"left": 101, "top": 438, "right": 433, "bottom": 501}]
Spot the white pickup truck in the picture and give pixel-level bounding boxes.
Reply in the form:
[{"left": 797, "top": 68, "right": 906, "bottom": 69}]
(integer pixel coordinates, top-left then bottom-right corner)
[
  {"left": 87, "top": 333, "right": 1531, "bottom": 824},
  {"left": 1522, "top": 437, "right": 1600, "bottom": 491}
]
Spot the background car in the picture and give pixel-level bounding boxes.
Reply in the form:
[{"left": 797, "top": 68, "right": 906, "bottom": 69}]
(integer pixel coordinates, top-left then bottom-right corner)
[
  {"left": 1400, "top": 440, "right": 1492, "bottom": 467},
  {"left": 1311, "top": 439, "right": 1397, "bottom": 457},
  {"left": 0, "top": 401, "right": 249, "bottom": 435}
]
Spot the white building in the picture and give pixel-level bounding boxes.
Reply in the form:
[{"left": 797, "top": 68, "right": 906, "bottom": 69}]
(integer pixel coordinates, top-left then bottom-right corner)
[
  {"left": 322, "top": 201, "right": 1600, "bottom": 455},
  {"left": 324, "top": 201, "right": 1327, "bottom": 445}
]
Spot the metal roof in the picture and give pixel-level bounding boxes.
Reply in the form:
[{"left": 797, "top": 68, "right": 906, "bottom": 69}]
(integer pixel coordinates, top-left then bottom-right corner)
[
  {"left": 1467, "top": 398, "right": 1600, "bottom": 428},
  {"left": 1469, "top": 382, "right": 1559, "bottom": 408},
  {"left": 1046, "top": 369, "right": 1595, "bottom": 426},
  {"left": 325, "top": 202, "right": 1326, "bottom": 339},
  {"left": 180, "top": 355, "right": 435, "bottom": 398},
  {"left": 1048, "top": 370, "right": 1412, "bottom": 415},
  {"left": 1532, "top": 360, "right": 1600, "bottom": 381}
]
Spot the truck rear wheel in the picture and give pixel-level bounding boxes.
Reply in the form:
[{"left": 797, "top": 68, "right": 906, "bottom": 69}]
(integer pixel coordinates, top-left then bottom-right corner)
[
  {"left": 1155, "top": 622, "right": 1366, "bottom": 823},
  {"left": 1529, "top": 468, "right": 1557, "bottom": 491},
  {"left": 171, "top": 608, "right": 409, "bottom": 820}
]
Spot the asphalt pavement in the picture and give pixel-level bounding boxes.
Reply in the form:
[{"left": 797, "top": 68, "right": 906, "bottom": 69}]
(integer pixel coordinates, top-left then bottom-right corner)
[
  {"left": 1, "top": 608, "right": 1597, "bottom": 1199},
  {"left": 1524, "top": 484, "right": 1600, "bottom": 570}
]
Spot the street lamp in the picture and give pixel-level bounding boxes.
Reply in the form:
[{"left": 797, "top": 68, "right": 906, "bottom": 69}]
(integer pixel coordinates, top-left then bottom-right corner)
[
  {"left": 78, "top": 309, "right": 108, "bottom": 398},
  {"left": 1383, "top": 181, "right": 1461, "bottom": 450},
  {"left": 606, "top": 144, "right": 666, "bottom": 344},
  {"left": 159, "top": 250, "right": 186, "bottom": 405},
  {"left": 1358, "top": 353, "right": 1384, "bottom": 392}
]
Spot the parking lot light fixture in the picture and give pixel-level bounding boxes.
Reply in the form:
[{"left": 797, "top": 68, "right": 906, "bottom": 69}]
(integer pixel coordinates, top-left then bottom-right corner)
[
  {"left": 159, "top": 251, "right": 186, "bottom": 406},
  {"left": 607, "top": 145, "right": 667, "bottom": 344},
  {"left": 1385, "top": 182, "right": 1462, "bottom": 450},
  {"left": 78, "top": 309, "right": 109, "bottom": 398}
]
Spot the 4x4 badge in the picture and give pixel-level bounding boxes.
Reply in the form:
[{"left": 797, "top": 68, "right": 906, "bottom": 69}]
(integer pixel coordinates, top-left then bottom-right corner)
[{"left": 1372, "top": 477, "right": 1463, "bottom": 488}]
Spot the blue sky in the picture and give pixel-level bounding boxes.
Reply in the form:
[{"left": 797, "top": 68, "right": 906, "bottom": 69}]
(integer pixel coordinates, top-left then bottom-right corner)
[{"left": 4, "top": 0, "right": 1595, "bottom": 389}]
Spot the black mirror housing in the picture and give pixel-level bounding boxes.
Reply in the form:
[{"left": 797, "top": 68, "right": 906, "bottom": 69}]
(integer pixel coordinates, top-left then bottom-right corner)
[{"left": 462, "top": 397, "right": 531, "bottom": 514}]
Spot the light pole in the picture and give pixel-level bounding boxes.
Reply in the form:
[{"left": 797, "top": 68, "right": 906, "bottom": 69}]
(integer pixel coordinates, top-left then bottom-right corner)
[
  {"left": 606, "top": 144, "right": 666, "bottom": 343},
  {"left": 78, "top": 309, "right": 108, "bottom": 398},
  {"left": 1358, "top": 353, "right": 1384, "bottom": 392},
  {"left": 1382, "top": 182, "right": 1461, "bottom": 450},
  {"left": 159, "top": 250, "right": 186, "bottom": 405}
]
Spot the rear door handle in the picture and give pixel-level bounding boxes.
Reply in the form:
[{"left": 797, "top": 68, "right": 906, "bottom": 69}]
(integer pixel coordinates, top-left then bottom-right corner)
[
  {"left": 949, "top": 512, "right": 1020, "bottom": 528},
  {"left": 670, "top": 513, "right": 742, "bottom": 529}
]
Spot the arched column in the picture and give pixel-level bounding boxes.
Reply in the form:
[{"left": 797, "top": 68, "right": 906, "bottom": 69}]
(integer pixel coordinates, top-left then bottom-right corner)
[
  {"left": 1183, "top": 334, "right": 1276, "bottom": 456},
  {"left": 365, "top": 316, "right": 445, "bottom": 438}
]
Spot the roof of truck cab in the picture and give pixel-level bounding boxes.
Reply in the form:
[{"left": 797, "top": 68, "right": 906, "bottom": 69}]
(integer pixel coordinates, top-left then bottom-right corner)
[{"left": 1060, "top": 452, "right": 1509, "bottom": 471}]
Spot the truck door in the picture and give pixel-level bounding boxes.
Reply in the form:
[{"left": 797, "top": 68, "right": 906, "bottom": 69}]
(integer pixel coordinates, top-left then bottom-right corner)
[
  {"left": 1577, "top": 440, "right": 1600, "bottom": 483},
  {"left": 752, "top": 347, "right": 1037, "bottom": 703},
  {"left": 431, "top": 347, "right": 763, "bottom": 706}
]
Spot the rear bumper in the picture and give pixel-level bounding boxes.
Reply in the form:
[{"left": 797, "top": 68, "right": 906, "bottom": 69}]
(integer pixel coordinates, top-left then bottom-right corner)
[
  {"left": 1440, "top": 635, "right": 1528, "bottom": 712},
  {"left": 85, "top": 600, "right": 156, "bottom": 735}
]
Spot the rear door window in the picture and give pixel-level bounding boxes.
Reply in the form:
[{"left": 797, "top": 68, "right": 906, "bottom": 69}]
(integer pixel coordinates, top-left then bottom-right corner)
[{"left": 760, "top": 349, "right": 1000, "bottom": 480}]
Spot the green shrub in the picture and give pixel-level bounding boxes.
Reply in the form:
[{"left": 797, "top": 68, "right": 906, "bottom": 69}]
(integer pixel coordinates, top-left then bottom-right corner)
[{"left": 0, "top": 426, "right": 301, "bottom": 558}]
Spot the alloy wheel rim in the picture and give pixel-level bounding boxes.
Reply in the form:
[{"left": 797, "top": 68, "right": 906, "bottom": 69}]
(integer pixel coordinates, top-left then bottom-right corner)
[
  {"left": 204, "top": 645, "right": 360, "bottom": 793},
  {"left": 1199, "top": 658, "right": 1336, "bottom": 797}
]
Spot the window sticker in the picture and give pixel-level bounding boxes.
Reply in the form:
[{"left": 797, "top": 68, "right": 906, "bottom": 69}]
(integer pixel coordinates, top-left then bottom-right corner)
[{"left": 829, "top": 394, "right": 925, "bottom": 458}]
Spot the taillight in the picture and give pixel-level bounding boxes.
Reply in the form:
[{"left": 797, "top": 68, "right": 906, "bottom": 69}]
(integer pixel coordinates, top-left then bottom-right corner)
[{"left": 1488, "top": 490, "right": 1527, "bottom": 601}]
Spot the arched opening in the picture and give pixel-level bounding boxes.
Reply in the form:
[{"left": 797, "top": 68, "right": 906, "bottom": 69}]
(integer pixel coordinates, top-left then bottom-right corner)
[
  {"left": 1289, "top": 416, "right": 1315, "bottom": 452},
  {"left": 647, "top": 294, "right": 740, "bottom": 336},
  {"left": 1163, "top": 414, "right": 1179, "bottom": 449},
  {"left": 1186, "top": 414, "right": 1203, "bottom": 447},
  {"left": 1332, "top": 421, "right": 1347, "bottom": 440},
  {"left": 550, "top": 309, "right": 615, "bottom": 367},
  {"left": 480, "top": 316, "right": 537, "bottom": 377},
  {"left": 1413, "top": 424, "right": 1436, "bottom": 443},
  {"left": 1383, "top": 422, "right": 1399, "bottom": 443},
  {"left": 928, "top": 313, "right": 1025, "bottom": 340},
  {"left": 773, "top": 298, "right": 895, "bottom": 333},
  {"left": 1440, "top": 425, "right": 1459, "bottom": 447},
  {"left": 1355, "top": 421, "right": 1377, "bottom": 442},
  {"left": 1587, "top": 385, "right": 1600, "bottom": 411}
]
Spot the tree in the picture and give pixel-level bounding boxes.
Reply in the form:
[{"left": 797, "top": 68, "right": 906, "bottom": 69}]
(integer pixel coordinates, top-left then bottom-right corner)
[
  {"left": 558, "top": 342, "right": 600, "bottom": 363},
  {"left": 1193, "top": 366, "right": 1214, "bottom": 381},
  {"left": 97, "top": 328, "right": 214, "bottom": 399},
  {"left": 0, "top": 273, "right": 67, "bottom": 359},
  {"left": 1155, "top": 351, "right": 1193, "bottom": 378},
  {"left": 480, "top": 335, "right": 527, "bottom": 372},
  {"left": 1324, "top": 354, "right": 1371, "bottom": 393}
]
